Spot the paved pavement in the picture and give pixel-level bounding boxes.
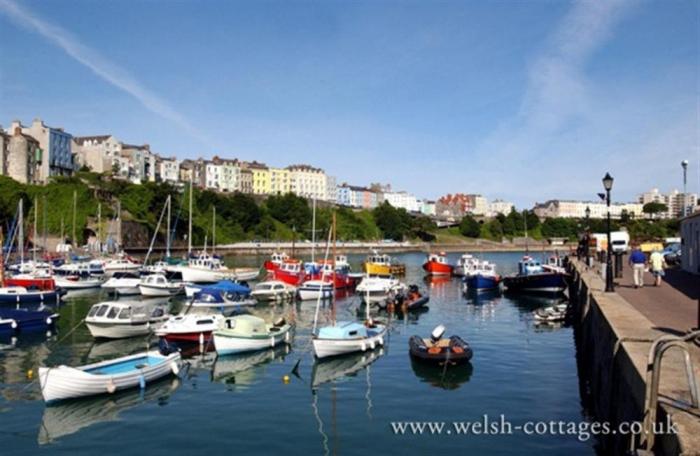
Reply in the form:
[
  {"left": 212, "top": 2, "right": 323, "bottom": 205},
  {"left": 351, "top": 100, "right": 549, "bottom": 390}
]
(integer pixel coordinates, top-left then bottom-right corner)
[{"left": 613, "top": 261, "right": 700, "bottom": 333}]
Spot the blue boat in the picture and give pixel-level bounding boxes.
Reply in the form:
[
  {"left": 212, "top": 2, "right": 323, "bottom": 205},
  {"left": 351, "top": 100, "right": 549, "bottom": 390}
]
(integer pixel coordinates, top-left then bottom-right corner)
[
  {"left": 463, "top": 261, "right": 501, "bottom": 291},
  {"left": 0, "top": 305, "right": 59, "bottom": 333},
  {"left": 0, "top": 286, "right": 62, "bottom": 305},
  {"left": 502, "top": 256, "right": 568, "bottom": 295}
]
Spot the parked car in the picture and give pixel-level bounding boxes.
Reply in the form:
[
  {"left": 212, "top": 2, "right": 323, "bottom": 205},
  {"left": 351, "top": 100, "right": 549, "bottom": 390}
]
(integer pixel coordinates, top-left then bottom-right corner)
[{"left": 662, "top": 243, "right": 681, "bottom": 265}]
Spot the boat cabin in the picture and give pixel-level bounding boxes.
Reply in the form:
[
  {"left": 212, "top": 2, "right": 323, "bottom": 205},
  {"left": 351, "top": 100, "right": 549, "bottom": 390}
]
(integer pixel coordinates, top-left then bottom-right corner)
[
  {"left": 366, "top": 254, "right": 391, "bottom": 266},
  {"left": 254, "top": 282, "right": 288, "bottom": 292},
  {"left": 279, "top": 261, "right": 302, "bottom": 274},
  {"left": 270, "top": 252, "right": 289, "bottom": 264},
  {"left": 317, "top": 321, "right": 368, "bottom": 340},
  {"left": 142, "top": 274, "right": 171, "bottom": 286},
  {"left": 189, "top": 253, "right": 225, "bottom": 271},
  {"left": 518, "top": 256, "right": 544, "bottom": 275},
  {"left": 427, "top": 253, "right": 449, "bottom": 264},
  {"left": 221, "top": 314, "right": 267, "bottom": 335},
  {"left": 87, "top": 301, "right": 165, "bottom": 323}
]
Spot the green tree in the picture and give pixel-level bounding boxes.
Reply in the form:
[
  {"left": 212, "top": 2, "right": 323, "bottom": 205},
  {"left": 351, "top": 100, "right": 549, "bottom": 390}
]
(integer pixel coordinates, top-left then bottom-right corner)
[
  {"left": 459, "top": 215, "right": 481, "bottom": 238},
  {"left": 642, "top": 202, "right": 668, "bottom": 218},
  {"left": 265, "top": 193, "right": 312, "bottom": 233},
  {"left": 372, "top": 202, "right": 411, "bottom": 241}
]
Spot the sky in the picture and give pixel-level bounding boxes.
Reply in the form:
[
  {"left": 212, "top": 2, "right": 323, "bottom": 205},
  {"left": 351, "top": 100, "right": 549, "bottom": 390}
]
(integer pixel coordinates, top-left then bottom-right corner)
[{"left": 0, "top": 0, "right": 698, "bottom": 208}]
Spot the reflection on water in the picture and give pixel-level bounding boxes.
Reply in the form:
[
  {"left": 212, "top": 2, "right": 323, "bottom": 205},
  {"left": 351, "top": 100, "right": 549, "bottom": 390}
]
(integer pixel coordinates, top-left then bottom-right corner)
[
  {"left": 410, "top": 357, "right": 473, "bottom": 390},
  {"left": 38, "top": 377, "right": 180, "bottom": 445},
  {"left": 0, "top": 251, "right": 592, "bottom": 455}
]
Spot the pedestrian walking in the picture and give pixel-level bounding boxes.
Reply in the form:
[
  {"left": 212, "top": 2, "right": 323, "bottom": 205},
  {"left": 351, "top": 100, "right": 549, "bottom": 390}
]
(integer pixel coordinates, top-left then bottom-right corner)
[
  {"left": 628, "top": 244, "right": 646, "bottom": 288},
  {"left": 649, "top": 249, "right": 666, "bottom": 287}
]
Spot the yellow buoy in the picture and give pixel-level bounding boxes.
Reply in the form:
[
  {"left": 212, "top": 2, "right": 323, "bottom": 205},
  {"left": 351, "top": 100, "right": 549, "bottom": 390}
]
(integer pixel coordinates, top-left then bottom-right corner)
[
  {"left": 283, "top": 375, "right": 290, "bottom": 384},
  {"left": 27, "top": 369, "right": 33, "bottom": 379}
]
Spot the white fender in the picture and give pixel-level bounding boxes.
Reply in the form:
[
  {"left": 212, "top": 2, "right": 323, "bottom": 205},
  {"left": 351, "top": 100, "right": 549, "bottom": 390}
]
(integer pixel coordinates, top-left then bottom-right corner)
[
  {"left": 170, "top": 362, "right": 180, "bottom": 376},
  {"left": 378, "top": 336, "right": 384, "bottom": 346},
  {"left": 270, "top": 336, "right": 275, "bottom": 347}
]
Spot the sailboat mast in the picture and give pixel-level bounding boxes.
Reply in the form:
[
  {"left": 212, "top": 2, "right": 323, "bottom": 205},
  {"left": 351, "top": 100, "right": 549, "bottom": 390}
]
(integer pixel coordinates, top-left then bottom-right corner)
[
  {"left": 212, "top": 205, "right": 216, "bottom": 255},
  {"left": 42, "top": 194, "right": 47, "bottom": 255},
  {"left": 331, "top": 212, "right": 337, "bottom": 325},
  {"left": 166, "top": 195, "right": 171, "bottom": 258},
  {"left": 188, "top": 179, "right": 193, "bottom": 256},
  {"left": 311, "top": 197, "right": 316, "bottom": 262},
  {"left": 97, "top": 202, "right": 102, "bottom": 254},
  {"left": 117, "top": 200, "right": 122, "bottom": 250},
  {"left": 0, "top": 228, "right": 4, "bottom": 286},
  {"left": 72, "top": 190, "right": 77, "bottom": 248},
  {"left": 18, "top": 199, "right": 24, "bottom": 264},
  {"left": 524, "top": 209, "right": 529, "bottom": 254},
  {"left": 33, "top": 197, "right": 38, "bottom": 263}
]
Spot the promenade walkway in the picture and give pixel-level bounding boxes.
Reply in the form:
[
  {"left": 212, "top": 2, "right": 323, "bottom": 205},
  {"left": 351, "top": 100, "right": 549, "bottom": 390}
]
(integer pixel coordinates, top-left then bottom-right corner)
[{"left": 613, "top": 262, "right": 700, "bottom": 334}]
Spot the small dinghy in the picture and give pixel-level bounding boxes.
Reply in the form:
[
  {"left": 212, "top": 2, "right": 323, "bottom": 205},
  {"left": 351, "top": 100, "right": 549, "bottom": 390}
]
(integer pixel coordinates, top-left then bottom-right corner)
[
  {"left": 533, "top": 303, "right": 568, "bottom": 322},
  {"left": 38, "top": 350, "right": 182, "bottom": 403},
  {"left": 298, "top": 280, "right": 333, "bottom": 301},
  {"left": 213, "top": 315, "right": 293, "bottom": 355},
  {"left": 409, "top": 325, "right": 473, "bottom": 366},
  {"left": 383, "top": 284, "right": 429, "bottom": 312},
  {"left": 53, "top": 275, "right": 104, "bottom": 290}
]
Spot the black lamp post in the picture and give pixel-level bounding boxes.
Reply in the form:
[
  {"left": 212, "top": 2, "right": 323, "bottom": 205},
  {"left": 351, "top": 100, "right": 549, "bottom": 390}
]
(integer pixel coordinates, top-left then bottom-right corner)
[
  {"left": 585, "top": 206, "right": 591, "bottom": 230},
  {"left": 682, "top": 160, "right": 689, "bottom": 218},
  {"left": 602, "top": 172, "right": 614, "bottom": 292}
]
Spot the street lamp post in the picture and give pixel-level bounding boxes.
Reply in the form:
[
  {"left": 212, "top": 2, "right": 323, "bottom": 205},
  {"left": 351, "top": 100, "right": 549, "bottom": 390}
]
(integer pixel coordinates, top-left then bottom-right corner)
[
  {"left": 603, "top": 173, "right": 615, "bottom": 292},
  {"left": 585, "top": 206, "right": 590, "bottom": 230},
  {"left": 682, "top": 160, "right": 689, "bottom": 218}
]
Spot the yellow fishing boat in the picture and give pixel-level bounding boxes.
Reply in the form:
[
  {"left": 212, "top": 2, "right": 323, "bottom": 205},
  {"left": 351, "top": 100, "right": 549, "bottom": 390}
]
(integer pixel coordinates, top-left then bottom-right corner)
[{"left": 362, "top": 252, "right": 405, "bottom": 275}]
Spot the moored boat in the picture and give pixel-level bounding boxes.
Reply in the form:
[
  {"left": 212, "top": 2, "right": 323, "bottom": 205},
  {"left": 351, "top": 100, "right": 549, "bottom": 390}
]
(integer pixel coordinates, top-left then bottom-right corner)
[
  {"left": 155, "top": 312, "right": 225, "bottom": 344},
  {"left": 0, "top": 286, "right": 62, "bottom": 304},
  {"left": 213, "top": 315, "right": 292, "bottom": 355},
  {"left": 38, "top": 350, "right": 182, "bottom": 403},
  {"left": 85, "top": 301, "right": 169, "bottom": 339},
  {"left": 272, "top": 260, "right": 307, "bottom": 286},
  {"left": 250, "top": 280, "right": 296, "bottom": 303},
  {"left": 101, "top": 272, "right": 141, "bottom": 296},
  {"left": 463, "top": 261, "right": 501, "bottom": 291},
  {"left": 355, "top": 274, "right": 406, "bottom": 304},
  {"left": 263, "top": 252, "right": 290, "bottom": 273},
  {"left": 422, "top": 252, "right": 453, "bottom": 276},
  {"left": 453, "top": 254, "right": 480, "bottom": 277},
  {"left": 298, "top": 280, "right": 334, "bottom": 301},
  {"left": 502, "top": 256, "right": 568, "bottom": 295},
  {"left": 139, "top": 272, "right": 184, "bottom": 297},
  {"left": 382, "top": 284, "right": 429, "bottom": 312},
  {"left": 409, "top": 325, "right": 473, "bottom": 366}
]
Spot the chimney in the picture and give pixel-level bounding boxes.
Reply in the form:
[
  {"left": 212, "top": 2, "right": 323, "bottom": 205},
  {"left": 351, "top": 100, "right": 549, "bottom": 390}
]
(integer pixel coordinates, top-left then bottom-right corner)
[{"left": 13, "top": 127, "right": 22, "bottom": 136}]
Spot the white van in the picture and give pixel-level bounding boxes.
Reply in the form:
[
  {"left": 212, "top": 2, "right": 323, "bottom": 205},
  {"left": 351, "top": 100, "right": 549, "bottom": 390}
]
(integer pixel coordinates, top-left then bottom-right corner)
[{"left": 591, "top": 231, "right": 630, "bottom": 253}]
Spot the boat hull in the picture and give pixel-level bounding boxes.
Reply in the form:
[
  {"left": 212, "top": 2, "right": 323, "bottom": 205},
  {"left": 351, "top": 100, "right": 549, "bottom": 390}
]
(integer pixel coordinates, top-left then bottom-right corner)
[
  {"left": 139, "top": 284, "right": 182, "bottom": 297},
  {"left": 465, "top": 274, "right": 500, "bottom": 291},
  {"left": 0, "top": 290, "right": 61, "bottom": 305},
  {"left": 86, "top": 321, "right": 157, "bottom": 339},
  {"left": 312, "top": 325, "right": 387, "bottom": 359},
  {"left": 213, "top": 327, "right": 292, "bottom": 355},
  {"left": 297, "top": 288, "right": 333, "bottom": 301},
  {"left": 502, "top": 272, "right": 568, "bottom": 294},
  {"left": 422, "top": 261, "right": 453, "bottom": 276},
  {"left": 409, "top": 335, "right": 473, "bottom": 365},
  {"left": 38, "top": 351, "right": 181, "bottom": 403}
]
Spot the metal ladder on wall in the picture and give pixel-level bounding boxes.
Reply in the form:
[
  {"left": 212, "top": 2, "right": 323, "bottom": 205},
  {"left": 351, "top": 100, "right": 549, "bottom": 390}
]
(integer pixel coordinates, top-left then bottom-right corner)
[{"left": 630, "top": 329, "right": 700, "bottom": 455}]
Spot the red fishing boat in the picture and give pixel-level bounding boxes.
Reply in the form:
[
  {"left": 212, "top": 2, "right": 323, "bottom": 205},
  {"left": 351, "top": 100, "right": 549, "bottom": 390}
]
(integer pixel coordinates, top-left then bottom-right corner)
[
  {"left": 263, "top": 252, "right": 289, "bottom": 273},
  {"left": 311, "top": 260, "right": 354, "bottom": 289},
  {"left": 273, "top": 260, "right": 307, "bottom": 286},
  {"left": 4, "top": 277, "right": 57, "bottom": 291},
  {"left": 422, "top": 252, "right": 453, "bottom": 276}
]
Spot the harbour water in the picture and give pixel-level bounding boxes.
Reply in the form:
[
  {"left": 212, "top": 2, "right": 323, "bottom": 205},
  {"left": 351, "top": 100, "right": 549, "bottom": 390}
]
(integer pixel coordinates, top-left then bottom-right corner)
[{"left": 1, "top": 251, "right": 594, "bottom": 455}]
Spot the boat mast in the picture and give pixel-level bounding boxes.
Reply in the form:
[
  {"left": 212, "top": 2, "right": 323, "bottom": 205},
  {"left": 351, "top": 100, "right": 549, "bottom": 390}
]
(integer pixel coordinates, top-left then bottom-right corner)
[
  {"left": 144, "top": 197, "right": 169, "bottom": 266},
  {"left": 523, "top": 209, "right": 529, "bottom": 254},
  {"left": 116, "top": 200, "right": 122, "bottom": 251},
  {"left": 72, "top": 189, "right": 77, "bottom": 249},
  {"left": 42, "top": 194, "right": 47, "bottom": 256},
  {"left": 311, "top": 197, "right": 316, "bottom": 262},
  {"left": 18, "top": 199, "right": 24, "bottom": 265},
  {"left": 166, "top": 194, "right": 171, "bottom": 258},
  {"left": 188, "top": 179, "right": 193, "bottom": 256},
  {"left": 33, "top": 197, "right": 38, "bottom": 263},
  {"left": 312, "top": 222, "right": 334, "bottom": 335},
  {"left": 331, "top": 212, "right": 337, "bottom": 326},
  {"left": 97, "top": 202, "right": 102, "bottom": 254},
  {"left": 212, "top": 205, "right": 216, "bottom": 255}
]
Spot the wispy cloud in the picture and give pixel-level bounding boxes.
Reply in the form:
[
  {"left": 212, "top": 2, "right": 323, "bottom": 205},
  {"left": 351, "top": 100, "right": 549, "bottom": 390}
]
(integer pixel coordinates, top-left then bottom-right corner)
[
  {"left": 470, "top": 0, "right": 651, "bottom": 204},
  {"left": 0, "top": 0, "right": 213, "bottom": 147}
]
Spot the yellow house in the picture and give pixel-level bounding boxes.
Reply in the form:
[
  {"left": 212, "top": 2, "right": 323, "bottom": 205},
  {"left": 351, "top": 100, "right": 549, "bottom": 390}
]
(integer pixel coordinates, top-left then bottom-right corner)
[
  {"left": 270, "top": 167, "right": 290, "bottom": 195},
  {"left": 246, "top": 161, "right": 270, "bottom": 195}
]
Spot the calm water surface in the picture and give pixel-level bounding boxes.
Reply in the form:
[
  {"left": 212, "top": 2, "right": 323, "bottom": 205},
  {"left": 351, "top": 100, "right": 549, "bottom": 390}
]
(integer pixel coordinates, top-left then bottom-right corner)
[{"left": 0, "top": 252, "right": 593, "bottom": 455}]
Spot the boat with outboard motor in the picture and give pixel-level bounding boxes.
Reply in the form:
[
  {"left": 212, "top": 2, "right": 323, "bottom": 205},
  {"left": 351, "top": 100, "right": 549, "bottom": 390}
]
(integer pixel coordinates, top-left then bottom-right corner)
[
  {"left": 533, "top": 303, "right": 568, "bottom": 323},
  {"left": 139, "top": 272, "right": 184, "bottom": 297},
  {"left": 381, "top": 284, "right": 429, "bottom": 311},
  {"left": 355, "top": 274, "right": 406, "bottom": 304},
  {"left": 409, "top": 325, "right": 473, "bottom": 366}
]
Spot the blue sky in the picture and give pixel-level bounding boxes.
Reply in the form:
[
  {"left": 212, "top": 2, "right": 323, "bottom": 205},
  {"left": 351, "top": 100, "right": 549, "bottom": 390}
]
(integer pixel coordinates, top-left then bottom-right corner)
[{"left": 0, "top": 0, "right": 698, "bottom": 207}]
